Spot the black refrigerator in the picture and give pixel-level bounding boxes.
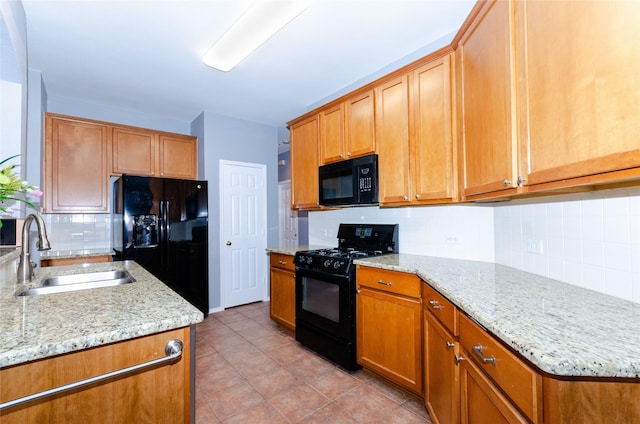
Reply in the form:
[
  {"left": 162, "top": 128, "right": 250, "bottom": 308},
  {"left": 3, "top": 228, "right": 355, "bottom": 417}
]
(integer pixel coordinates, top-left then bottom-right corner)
[{"left": 112, "top": 175, "right": 208, "bottom": 315}]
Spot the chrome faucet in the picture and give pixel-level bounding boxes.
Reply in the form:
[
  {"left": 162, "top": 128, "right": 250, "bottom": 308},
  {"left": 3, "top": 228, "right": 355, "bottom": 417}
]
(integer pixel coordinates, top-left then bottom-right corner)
[{"left": 17, "top": 214, "right": 52, "bottom": 284}]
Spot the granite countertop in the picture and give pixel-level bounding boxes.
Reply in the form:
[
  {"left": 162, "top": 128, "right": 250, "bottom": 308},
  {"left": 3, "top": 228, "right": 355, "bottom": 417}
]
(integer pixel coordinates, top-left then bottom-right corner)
[
  {"left": 353, "top": 254, "right": 640, "bottom": 379},
  {"left": 0, "top": 247, "right": 19, "bottom": 264},
  {"left": 267, "top": 245, "right": 329, "bottom": 256},
  {"left": 0, "top": 260, "right": 203, "bottom": 368}
]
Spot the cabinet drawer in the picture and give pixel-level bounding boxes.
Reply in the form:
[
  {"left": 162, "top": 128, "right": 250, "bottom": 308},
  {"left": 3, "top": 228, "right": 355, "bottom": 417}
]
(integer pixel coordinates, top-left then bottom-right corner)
[
  {"left": 357, "top": 266, "right": 421, "bottom": 298},
  {"left": 459, "top": 312, "right": 542, "bottom": 423},
  {"left": 422, "top": 283, "right": 458, "bottom": 335},
  {"left": 270, "top": 253, "right": 295, "bottom": 272}
]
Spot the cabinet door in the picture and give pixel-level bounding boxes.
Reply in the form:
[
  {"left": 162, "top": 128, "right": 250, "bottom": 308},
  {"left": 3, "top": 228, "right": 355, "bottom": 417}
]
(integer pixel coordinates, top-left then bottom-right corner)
[
  {"left": 376, "top": 75, "right": 411, "bottom": 205},
  {"left": 460, "top": 350, "right": 527, "bottom": 424},
  {"left": 345, "top": 90, "right": 376, "bottom": 159},
  {"left": 269, "top": 267, "right": 295, "bottom": 331},
  {"left": 518, "top": 1, "right": 640, "bottom": 189},
  {"left": 44, "top": 115, "right": 111, "bottom": 213},
  {"left": 411, "top": 54, "right": 455, "bottom": 203},
  {"left": 425, "top": 312, "right": 459, "bottom": 424},
  {"left": 112, "top": 126, "right": 157, "bottom": 176},
  {"left": 159, "top": 134, "right": 197, "bottom": 179},
  {"left": 290, "top": 114, "right": 321, "bottom": 210},
  {"left": 0, "top": 327, "right": 191, "bottom": 424},
  {"left": 356, "top": 286, "right": 422, "bottom": 395},
  {"left": 457, "top": 0, "right": 518, "bottom": 199},
  {"left": 320, "top": 104, "right": 345, "bottom": 164}
]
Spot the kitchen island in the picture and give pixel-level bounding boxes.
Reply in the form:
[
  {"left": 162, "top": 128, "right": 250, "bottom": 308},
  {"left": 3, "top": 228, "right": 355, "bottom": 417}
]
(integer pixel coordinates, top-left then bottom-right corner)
[{"left": 0, "top": 258, "right": 203, "bottom": 423}]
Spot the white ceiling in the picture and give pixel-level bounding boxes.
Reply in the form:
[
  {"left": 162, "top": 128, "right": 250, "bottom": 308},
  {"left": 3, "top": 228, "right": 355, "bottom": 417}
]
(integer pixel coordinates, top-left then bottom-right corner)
[{"left": 20, "top": 0, "right": 475, "bottom": 131}]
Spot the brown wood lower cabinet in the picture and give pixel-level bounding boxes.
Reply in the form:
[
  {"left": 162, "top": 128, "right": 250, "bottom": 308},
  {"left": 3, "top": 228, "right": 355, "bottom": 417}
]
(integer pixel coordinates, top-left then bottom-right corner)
[
  {"left": 0, "top": 327, "right": 192, "bottom": 424},
  {"left": 356, "top": 266, "right": 422, "bottom": 395},
  {"left": 40, "top": 255, "right": 112, "bottom": 268},
  {"left": 459, "top": 353, "right": 528, "bottom": 424},
  {"left": 542, "top": 377, "right": 640, "bottom": 424},
  {"left": 459, "top": 313, "right": 542, "bottom": 422},
  {"left": 269, "top": 253, "right": 295, "bottom": 331},
  {"left": 424, "top": 311, "right": 460, "bottom": 424}
]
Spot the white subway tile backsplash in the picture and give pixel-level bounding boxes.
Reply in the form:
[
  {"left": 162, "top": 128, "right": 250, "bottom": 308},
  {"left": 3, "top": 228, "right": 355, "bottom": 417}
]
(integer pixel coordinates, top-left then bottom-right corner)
[
  {"left": 309, "top": 204, "right": 495, "bottom": 262},
  {"left": 43, "top": 213, "right": 112, "bottom": 252},
  {"left": 308, "top": 187, "right": 640, "bottom": 304},
  {"left": 494, "top": 187, "right": 640, "bottom": 303}
]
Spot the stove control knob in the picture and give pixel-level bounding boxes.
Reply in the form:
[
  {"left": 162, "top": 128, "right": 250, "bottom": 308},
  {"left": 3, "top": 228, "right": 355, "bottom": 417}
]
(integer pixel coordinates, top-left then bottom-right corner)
[
  {"left": 334, "top": 261, "right": 343, "bottom": 269},
  {"left": 306, "top": 257, "right": 313, "bottom": 264},
  {"left": 324, "top": 260, "right": 331, "bottom": 268}
]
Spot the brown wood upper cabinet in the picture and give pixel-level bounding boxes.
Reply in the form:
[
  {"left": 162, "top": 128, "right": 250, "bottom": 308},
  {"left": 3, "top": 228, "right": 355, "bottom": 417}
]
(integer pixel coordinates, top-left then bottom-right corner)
[
  {"left": 455, "top": 0, "right": 519, "bottom": 201},
  {"left": 112, "top": 127, "right": 197, "bottom": 179},
  {"left": 319, "top": 90, "right": 375, "bottom": 164},
  {"left": 456, "top": 0, "right": 640, "bottom": 200},
  {"left": 44, "top": 114, "right": 111, "bottom": 213},
  {"left": 377, "top": 51, "right": 456, "bottom": 206},
  {"left": 290, "top": 114, "right": 322, "bottom": 210},
  {"left": 44, "top": 113, "right": 198, "bottom": 213},
  {"left": 516, "top": 1, "right": 640, "bottom": 191}
]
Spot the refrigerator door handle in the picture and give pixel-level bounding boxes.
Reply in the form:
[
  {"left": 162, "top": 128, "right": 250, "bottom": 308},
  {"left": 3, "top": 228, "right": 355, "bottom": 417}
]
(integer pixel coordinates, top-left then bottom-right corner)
[{"left": 165, "top": 200, "right": 170, "bottom": 240}]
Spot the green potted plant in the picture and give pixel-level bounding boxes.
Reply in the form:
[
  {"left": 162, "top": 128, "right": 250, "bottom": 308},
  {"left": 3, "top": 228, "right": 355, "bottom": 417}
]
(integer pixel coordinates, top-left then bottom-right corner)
[{"left": 0, "top": 155, "right": 43, "bottom": 229}]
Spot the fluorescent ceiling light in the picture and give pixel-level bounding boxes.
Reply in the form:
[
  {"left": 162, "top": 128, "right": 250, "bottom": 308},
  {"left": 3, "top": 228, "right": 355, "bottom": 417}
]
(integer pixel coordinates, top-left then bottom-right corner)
[{"left": 203, "top": 0, "right": 310, "bottom": 72}]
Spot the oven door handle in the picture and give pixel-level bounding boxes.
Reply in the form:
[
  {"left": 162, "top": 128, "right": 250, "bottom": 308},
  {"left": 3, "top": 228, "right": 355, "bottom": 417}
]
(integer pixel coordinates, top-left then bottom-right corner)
[{"left": 294, "top": 267, "right": 351, "bottom": 283}]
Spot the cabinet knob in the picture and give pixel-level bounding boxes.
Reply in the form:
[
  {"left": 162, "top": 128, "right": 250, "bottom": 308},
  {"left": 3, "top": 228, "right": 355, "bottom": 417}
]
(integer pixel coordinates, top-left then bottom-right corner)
[
  {"left": 339, "top": 153, "right": 344, "bottom": 158},
  {"left": 415, "top": 194, "right": 421, "bottom": 199},
  {"left": 446, "top": 341, "right": 455, "bottom": 350},
  {"left": 226, "top": 241, "right": 232, "bottom": 246},
  {"left": 403, "top": 195, "right": 409, "bottom": 201},
  {"left": 454, "top": 354, "right": 466, "bottom": 365},
  {"left": 517, "top": 176, "right": 527, "bottom": 186},
  {"left": 503, "top": 179, "right": 511, "bottom": 187},
  {"left": 346, "top": 152, "right": 351, "bottom": 157}
]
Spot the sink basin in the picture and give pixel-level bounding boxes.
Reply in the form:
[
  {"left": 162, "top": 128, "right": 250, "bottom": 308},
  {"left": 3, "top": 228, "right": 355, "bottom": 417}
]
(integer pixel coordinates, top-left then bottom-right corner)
[{"left": 17, "top": 270, "right": 136, "bottom": 296}]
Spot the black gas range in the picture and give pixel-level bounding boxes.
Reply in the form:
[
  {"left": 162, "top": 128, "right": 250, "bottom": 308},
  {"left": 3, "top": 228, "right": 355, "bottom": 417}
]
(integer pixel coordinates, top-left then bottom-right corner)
[{"left": 294, "top": 224, "right": 398, "bottom": 371}]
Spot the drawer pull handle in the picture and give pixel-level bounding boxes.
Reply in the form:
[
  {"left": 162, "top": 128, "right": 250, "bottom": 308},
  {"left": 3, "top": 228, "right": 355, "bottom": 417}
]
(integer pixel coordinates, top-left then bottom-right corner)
[
  {"left": 454, "top": 355, "right": 465, "bottom": 365},
  {"left": 446, "top": 341, "right": 455, "bottom": 349},
  {"left": 377, "top": 280, "right": 393, "bottom": 286},
  {"left": 0, "top": 339, "right": 184, "bottom": 411},
  {"left": 429, "top": 299, "right": 443, "bottom": 310},
  {"left": 278, "top": 261, "right": 287, "bottom": 265},
  {"left": 473, "top": 344, "right": 496, "bottom": 365}
]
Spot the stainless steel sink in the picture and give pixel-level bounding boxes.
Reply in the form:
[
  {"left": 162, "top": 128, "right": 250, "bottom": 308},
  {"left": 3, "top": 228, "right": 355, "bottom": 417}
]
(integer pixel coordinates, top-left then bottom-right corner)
[{"left": 17, "top": 270, "right": 136, "bottom": 296}]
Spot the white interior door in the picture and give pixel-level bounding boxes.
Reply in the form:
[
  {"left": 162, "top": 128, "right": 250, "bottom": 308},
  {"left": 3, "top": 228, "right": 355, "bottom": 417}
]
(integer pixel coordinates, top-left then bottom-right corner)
[
  {"left": 278, "top": 181, "right": 298, "bottom": 249},
  {"left": 220, "top": 160, "right": 267, "bottom": 308}
]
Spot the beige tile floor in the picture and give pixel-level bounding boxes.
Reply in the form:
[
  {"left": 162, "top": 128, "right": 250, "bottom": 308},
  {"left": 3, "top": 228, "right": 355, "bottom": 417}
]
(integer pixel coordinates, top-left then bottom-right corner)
[{"left": 195, "top": 301, "right": 433, "bottom": 423}]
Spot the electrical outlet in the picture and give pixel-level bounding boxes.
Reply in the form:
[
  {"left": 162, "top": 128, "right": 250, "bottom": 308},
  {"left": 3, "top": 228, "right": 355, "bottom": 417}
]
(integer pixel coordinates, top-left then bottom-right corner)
[
  {"left": 445, "top": 235, "right": 459, "bottom": 244},
  {"left": 526, "top": 239, "right": 544, "bottom": 255}
]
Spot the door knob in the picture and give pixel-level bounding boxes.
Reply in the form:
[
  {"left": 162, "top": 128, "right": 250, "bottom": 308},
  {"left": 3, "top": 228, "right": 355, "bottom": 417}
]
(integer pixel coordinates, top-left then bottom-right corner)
[{"left": 226, "top": 241, "right": 232, "bottom": 246}]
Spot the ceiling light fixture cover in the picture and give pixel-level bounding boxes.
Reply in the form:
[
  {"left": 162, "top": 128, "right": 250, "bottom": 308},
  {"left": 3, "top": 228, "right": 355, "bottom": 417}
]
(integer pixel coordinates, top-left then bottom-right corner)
[{"left": 202, "top": 0, "right": 310, "bottom": 72}]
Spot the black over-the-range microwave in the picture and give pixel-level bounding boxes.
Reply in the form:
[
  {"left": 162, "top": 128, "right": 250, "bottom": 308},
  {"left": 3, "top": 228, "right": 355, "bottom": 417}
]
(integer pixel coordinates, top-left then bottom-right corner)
[{"left": 318, "top": 154, "right": 379, "bottom": 207}]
